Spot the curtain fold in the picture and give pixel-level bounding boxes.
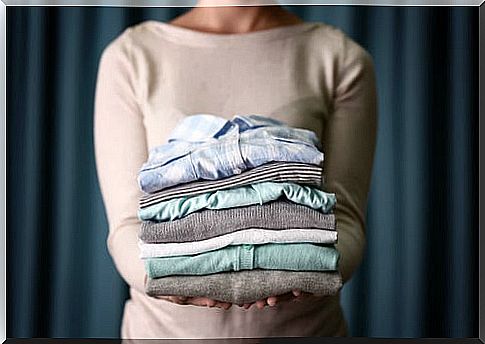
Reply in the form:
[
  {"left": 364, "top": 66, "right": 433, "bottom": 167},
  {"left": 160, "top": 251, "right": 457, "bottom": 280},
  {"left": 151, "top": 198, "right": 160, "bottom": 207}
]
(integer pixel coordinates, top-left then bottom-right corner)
[{"left": 7, "top": 6, "right": 478, "bottom": 338}]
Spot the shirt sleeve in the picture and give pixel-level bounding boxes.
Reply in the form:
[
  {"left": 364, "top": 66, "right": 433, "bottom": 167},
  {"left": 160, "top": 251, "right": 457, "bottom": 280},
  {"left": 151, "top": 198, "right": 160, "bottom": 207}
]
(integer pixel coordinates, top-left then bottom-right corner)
[
  {"left": 93, "top": 29, "right": 148, "bottom": 294},
  {"left": 322, "top": 34, "right": 378, "bottom": 283}
]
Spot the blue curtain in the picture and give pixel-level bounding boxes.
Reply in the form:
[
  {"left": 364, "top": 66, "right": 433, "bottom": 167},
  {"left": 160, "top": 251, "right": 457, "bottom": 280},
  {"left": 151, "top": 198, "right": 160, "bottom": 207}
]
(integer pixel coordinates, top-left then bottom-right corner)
[{"left": 7, "top": 6, "right": 478, "bottom": 338}]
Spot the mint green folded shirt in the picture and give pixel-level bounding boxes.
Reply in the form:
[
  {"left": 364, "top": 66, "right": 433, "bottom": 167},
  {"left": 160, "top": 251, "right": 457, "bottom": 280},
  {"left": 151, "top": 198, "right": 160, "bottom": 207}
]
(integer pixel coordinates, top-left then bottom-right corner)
[
  {"left": 144, "top": 243, "right": 340, "bottom": 278},
  {"left": 138, "top": 181, "right": 336, "bottom": 221}
]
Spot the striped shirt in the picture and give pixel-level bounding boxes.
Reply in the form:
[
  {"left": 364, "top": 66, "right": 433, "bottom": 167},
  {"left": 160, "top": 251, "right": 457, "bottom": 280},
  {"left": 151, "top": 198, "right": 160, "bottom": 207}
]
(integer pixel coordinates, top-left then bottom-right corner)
[
  {"left": 139, "top": 161, "right": 323, "bottom": 209},
  {"left": 138, "top": 181, "right": 336, "bottom": 222}
]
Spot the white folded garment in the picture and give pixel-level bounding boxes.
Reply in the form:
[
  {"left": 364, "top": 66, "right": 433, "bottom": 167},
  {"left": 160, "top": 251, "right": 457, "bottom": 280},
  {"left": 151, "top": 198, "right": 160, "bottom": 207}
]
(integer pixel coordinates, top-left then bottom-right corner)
[{"left": 138, "top": 227, "right": 338, "bottom": 258}]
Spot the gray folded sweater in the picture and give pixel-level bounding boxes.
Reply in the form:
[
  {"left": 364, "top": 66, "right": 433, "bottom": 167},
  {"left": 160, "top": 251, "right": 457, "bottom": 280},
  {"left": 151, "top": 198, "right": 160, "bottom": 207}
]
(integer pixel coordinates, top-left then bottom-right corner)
[
  {"left": 145, "top": 270, "right": 342, "bottom": 304},
  {"left": 140, "top": 201, "right": 336, "bottom": 243}
]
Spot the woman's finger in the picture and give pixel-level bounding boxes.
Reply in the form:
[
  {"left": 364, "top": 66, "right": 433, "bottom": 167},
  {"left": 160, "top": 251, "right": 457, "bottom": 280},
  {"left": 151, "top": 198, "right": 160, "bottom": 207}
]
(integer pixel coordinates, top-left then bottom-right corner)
[
  {"left": 216, "top": 302, "right": 233, "bottom": 310},
  {"left": 205, "top": 298, "right": 217, "bottom": 307},
  {"left": 167, "top": 296, "right": 185, "bottom": 304},
  {"left": 185, "top": 296, "right": 211, "bottom": 307},
  {"left": 267, "top": 296, "right": 278, "bottom": 307},
  {"left": 293, "top": 291, "right": 312, "bottom": 302},
  {"left": 255, "top": 299, "right": 266, "bottom": 309}
]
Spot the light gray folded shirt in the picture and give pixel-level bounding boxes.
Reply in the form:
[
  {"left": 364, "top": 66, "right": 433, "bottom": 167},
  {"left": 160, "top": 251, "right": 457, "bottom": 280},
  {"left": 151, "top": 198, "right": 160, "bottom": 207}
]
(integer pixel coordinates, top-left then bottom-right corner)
[
  {"left": 145, "top": 270, "right": 343, "bottom": 304},
  {"left": 140, "top": 201, "right": 335, "bottom": 243}
]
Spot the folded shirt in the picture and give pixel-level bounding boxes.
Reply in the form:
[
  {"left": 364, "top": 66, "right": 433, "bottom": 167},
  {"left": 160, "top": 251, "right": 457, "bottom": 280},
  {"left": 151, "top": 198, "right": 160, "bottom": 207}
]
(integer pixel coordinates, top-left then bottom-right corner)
[
  {"left": 138, "top": 181, "right": 336, "bottom": 222},
  {"left": 138, "top": 114, "right": 324, "bottom": 193},
  {"left": 139, "top": 201, "right": 336, "bottom": 243},
  {"left": 144, "top": 243, "right": 340, "bottom": 278},
  {"left": 139, "top": 228, "right": 338, "bottom": 258},
  {"left": 145, "top": 270, "right": 343, "bottom": 304},
  {"left": 139, "top": 161, "right": 323, "bottom": 208}
]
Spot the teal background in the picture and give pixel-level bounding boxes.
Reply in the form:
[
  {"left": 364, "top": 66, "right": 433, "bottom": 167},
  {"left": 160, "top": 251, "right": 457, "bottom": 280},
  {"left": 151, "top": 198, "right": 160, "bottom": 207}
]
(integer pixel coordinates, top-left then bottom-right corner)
[{"left": 7, "top": 6, "right": 478, "bottom": 338}]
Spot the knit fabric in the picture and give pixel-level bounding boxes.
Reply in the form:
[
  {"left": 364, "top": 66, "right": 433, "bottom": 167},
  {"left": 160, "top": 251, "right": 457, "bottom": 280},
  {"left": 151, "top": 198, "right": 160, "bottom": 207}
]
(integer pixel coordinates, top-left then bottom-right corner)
[
  {"left": 144, "top": 243, "right": 339, "bottom": 278},
  {"left": 145, "top": 270, "right": 343, "bottom": 304},
  {"left": 139, "top": 201, "right": 335, "bottom": 243}
]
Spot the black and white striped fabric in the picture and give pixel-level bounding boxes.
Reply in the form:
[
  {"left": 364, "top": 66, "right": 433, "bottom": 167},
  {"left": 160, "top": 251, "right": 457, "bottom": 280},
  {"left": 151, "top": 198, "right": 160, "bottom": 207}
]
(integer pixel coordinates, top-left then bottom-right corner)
[{"left": 139, "top": 161, "right": 323, "bottom": 209}]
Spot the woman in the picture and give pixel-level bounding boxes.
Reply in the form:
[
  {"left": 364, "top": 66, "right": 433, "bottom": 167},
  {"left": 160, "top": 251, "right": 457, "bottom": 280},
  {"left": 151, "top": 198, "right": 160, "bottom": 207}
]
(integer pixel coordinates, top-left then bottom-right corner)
[{"left": 94, "top": 1, "right": 377, "bottom": 338}]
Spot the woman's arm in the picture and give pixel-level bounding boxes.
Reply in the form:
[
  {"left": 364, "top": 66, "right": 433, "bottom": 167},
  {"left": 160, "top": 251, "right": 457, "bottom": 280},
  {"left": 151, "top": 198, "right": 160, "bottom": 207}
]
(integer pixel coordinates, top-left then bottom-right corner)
[
  {"left": 323, "top": 35, "right": 378, "bottom": 283},
  {"left": 93, "top": 30, "right": 252, "bottom": 309},
  {"left": 94, "top": 30, "right": 149, "bottom": 294},
  {"left": 259, "top": 37, "right": 377, "bottom": 307}
]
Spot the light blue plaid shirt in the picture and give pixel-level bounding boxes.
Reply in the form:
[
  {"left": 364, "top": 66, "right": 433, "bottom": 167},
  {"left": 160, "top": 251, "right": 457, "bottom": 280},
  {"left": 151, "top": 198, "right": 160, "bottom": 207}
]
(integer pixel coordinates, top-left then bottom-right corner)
[{"left": 138, "top": 114, "right": 324, "bottom": 193}]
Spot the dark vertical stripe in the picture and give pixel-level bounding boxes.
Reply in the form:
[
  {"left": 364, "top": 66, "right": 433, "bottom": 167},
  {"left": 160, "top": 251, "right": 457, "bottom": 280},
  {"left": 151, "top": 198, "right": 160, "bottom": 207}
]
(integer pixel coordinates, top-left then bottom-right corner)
[
  {"left": 423, "top": 7, "right": 452, "bottom": 337},
  {"left": 7, "top": 6, "right": 29, "bottom": 337},
  {"left": 470, "top": 9, "right": 478, "bottom": 337},
  {"left": 34, "top": 7, "right": 57, "bottom": 337}
]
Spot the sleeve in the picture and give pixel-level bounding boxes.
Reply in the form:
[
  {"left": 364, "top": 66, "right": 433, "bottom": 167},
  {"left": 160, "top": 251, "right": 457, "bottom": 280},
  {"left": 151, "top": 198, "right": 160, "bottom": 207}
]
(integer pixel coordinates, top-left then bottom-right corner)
[
  {"left": 93, "top": 29, "right": 148, "bottom": 294},
  {"left": 322, "top": 34, "right": 378, "bottom": 283}
]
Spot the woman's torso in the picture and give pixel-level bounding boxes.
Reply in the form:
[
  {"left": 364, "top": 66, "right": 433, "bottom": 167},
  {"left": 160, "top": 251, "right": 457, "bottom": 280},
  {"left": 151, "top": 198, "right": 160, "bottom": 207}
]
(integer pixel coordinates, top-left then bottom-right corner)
[{"left": 119, "top": 20, "right": 349, "bottom": 338}]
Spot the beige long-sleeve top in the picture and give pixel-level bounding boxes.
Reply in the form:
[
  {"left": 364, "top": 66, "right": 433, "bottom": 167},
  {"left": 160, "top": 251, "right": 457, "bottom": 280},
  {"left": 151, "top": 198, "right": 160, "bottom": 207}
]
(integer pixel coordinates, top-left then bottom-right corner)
[{"left": 94, "top": 20, "right": 377, "bottom": 338}]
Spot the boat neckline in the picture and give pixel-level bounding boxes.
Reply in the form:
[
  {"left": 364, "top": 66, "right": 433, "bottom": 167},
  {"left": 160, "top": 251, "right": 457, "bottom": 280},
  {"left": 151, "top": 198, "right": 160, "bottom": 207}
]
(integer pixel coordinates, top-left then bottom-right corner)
[{"left": 144, "top": 20, "right": 321, "bottom": 45}]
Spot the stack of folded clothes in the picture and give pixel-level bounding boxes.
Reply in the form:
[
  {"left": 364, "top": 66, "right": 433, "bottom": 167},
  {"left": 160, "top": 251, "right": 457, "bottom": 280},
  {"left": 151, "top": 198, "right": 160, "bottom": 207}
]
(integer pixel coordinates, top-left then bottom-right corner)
[{"left": 136, "top": 114, "right": 342, "bottom": 304}]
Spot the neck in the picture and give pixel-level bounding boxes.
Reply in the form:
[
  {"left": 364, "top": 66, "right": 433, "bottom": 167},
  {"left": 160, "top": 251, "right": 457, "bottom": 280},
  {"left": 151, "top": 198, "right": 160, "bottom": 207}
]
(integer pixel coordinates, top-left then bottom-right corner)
[{"left": 171, "top": 2, "right": 301, "bottom": 34}]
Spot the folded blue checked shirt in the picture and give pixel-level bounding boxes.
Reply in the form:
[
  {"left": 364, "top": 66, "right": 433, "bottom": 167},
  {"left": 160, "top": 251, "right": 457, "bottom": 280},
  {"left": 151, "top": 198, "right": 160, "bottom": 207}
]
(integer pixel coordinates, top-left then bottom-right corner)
[{"left": 138, "top": 114, "right": 324, "bottom": 193}]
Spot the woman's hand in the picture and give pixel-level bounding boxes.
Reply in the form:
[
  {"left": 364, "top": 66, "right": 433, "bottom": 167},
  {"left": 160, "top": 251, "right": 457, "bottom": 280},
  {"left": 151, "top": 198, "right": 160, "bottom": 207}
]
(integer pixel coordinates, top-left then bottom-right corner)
[
  {"left": 239, "top": 289, "right": 311, "bottom": 309},
  {"left": 146, "top": 275, "right": 234, "bottom": 309},
  {"left": 155, "top": 295, "right": 234, "bottom": 310},
  {"left": 153, "top": 290, "right": 313, "bottom": 310},
  {"left": 146, "top": 272, "right": 313, "bottom": 310}
]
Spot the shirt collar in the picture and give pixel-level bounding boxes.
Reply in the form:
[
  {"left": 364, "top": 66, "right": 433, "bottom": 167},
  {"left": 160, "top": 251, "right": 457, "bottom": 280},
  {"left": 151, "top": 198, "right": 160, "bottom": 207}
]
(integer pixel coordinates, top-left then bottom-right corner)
[
  {"left": 168, "top": 114, "right": 229, "bottom": 143},
  {"left": 168, "top": 114, "right": 286, "bottom": 143}
]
